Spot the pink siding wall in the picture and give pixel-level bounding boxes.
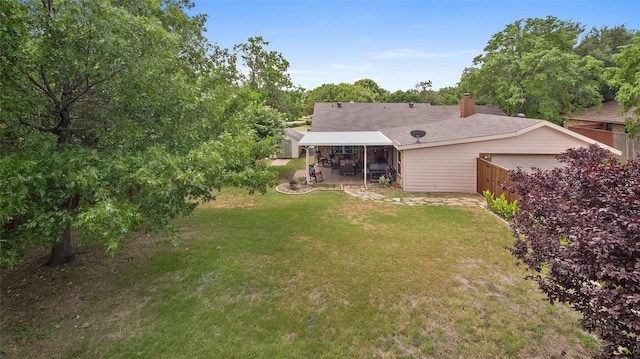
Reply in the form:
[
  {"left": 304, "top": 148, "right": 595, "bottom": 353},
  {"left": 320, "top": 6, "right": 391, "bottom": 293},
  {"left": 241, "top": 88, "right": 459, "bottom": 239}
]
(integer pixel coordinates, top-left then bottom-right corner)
[{"left": 403, "top": 126, "right": 590, "bottom": 193}]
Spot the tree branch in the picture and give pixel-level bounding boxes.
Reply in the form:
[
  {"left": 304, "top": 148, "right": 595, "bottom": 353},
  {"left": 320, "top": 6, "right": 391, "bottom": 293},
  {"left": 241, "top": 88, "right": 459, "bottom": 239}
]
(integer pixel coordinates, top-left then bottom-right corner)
[
  {"left": 27, "top": 75, "right": 57, "bottom": 106},
  {"left": 18, "top": 118, "right": 56, "bottom": 133},
  {"left": 66, "top": 70, "right": 121, "bottom": 106}
]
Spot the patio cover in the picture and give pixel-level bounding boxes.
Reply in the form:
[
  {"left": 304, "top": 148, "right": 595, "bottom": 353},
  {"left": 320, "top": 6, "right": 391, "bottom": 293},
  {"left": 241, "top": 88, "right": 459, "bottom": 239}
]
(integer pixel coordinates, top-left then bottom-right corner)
[
  {"left": 298, "top": 131, "right": 393, "bottom": 188},
  {"left": 298, "top": 131, "right": 393, "bottom": 146}
]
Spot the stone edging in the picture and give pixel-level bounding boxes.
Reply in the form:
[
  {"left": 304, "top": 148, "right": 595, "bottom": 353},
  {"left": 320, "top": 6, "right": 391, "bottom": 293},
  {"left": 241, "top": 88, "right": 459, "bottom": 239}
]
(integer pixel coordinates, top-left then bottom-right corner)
[{"left": 274, "top": 183, "right": 343, "bottom": 195}]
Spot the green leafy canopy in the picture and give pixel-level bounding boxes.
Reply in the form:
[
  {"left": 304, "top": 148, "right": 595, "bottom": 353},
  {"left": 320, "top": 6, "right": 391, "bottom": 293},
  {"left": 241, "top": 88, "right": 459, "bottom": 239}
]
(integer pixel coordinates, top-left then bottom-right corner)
[
  {"left": 1, "top": 0, "right": 280, "bottom": 268},
  {"left": 460, "top": 16, "right": 604, "bottom": 123},
  {"left": 605, "top": 33, "right": 640, "bottom": 137}
]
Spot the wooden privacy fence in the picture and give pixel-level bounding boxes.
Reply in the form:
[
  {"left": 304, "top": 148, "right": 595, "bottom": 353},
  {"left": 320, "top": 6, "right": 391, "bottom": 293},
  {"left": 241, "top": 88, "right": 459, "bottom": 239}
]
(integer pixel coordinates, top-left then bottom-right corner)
[
  {"left": 568, "top": 126, "right": 614, "bottom": 147},
  {"left": 567, "top": 126, "right": 640, "bottom": 161},
  {"left": 614, "top": 132, "right": 640, "bottom": 162},
  {"left": 476, "top": 158, "right": 519, "bottom": 203}
]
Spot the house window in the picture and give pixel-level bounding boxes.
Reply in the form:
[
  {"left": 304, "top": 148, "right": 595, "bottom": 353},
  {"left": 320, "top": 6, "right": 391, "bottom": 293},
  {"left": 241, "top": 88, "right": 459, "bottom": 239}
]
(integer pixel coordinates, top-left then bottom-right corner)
[
  {"left": 332, "top": 146, "right": 353, "bottom": 154},
  {"left": 605, "top": 123, "right": 613, "bottom": 131}
]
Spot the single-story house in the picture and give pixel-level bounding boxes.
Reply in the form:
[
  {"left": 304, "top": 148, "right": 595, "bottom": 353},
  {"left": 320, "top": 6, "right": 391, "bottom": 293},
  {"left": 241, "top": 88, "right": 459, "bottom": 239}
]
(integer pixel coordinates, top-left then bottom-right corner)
[
  {"left": 563, "top": 100, "right": 639, "bottom": 161},
  {"left": 275, "top": 128, "right": 305, "bottom": 159},
  {"left": 299, "top": 95, "right": 621, "bottom": 194}
]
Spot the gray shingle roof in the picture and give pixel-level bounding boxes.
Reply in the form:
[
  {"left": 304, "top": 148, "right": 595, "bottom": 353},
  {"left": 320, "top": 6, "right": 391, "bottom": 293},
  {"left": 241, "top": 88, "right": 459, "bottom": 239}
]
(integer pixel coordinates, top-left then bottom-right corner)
[
  {"left": 310, "top": 102, "right": 448, "bottom": 132},
  {"left": 310, "top": 102, "right": 540, "bottom": 146},
  {"left": 285, "top": 128, "right": 305, "bottom": 140},
  {"left": 383, "top": 114, "right": 542, "bottom": 146}
]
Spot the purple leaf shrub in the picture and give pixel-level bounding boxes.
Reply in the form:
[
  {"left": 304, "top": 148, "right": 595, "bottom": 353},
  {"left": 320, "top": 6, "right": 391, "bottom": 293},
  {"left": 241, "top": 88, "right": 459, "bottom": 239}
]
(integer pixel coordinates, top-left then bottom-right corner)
[{"left": 507, "top": 144, "right": 640, "bottom": 358}]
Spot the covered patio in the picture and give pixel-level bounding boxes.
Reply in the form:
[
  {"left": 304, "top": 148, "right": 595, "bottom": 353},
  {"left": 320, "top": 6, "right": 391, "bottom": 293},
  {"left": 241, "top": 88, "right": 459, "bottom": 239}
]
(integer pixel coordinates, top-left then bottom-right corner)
[{"left": 298, "top": 131, "right": 394, "bottom": 188}]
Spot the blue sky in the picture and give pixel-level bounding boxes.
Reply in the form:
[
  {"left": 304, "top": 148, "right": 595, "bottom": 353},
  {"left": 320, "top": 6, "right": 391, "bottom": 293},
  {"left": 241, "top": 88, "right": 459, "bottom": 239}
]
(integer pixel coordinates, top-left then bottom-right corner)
[{"left": 191, "top": 0, "right": 640, "bottom": 92}]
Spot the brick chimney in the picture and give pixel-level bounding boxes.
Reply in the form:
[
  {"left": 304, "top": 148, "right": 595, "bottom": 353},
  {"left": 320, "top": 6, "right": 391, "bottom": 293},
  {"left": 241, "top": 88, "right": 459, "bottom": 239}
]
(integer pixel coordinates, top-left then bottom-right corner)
[{"left": 460, "top": 93, "right": 475, "bottom": 118}]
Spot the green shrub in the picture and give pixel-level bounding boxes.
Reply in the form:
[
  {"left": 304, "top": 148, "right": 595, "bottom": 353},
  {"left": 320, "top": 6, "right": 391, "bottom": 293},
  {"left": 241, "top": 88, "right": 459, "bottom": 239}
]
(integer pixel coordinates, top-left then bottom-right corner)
[
  {"left": 483, "top": 190, "right": 517, "bottom": 220},
  {"left": 378, "top": 176, "right": 390, "bottom": 188},
  {"left": 289, "top": 176, "right": 305, "bottom": 187}
]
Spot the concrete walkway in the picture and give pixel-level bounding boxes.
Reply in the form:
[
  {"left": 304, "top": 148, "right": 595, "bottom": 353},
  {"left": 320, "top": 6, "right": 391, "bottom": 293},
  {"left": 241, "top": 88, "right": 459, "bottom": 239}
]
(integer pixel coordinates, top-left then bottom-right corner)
[
  {"left": 270, "top": 159, "right": 291, "bottom": 166},
  {"left": 342, "top": 186, "right": 487, "bottom": 207},
  {"left": 275, "top": 183, "right": 487, "bottom": 208}
]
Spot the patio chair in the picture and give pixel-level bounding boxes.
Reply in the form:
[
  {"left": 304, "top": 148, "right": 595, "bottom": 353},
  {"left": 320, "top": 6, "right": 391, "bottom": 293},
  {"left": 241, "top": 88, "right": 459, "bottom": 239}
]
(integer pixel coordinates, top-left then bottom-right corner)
[
  {"left": 330, "top": 158, "right": 341, "bottom": 173},
  {"left": 354, "top": 159, "right": 362, "bottom": 174},
  {"left": 342, "top": 163, "right": 355, "bottom": 176},
  {"left": 309, "top": 165, "right": 323, "bottom": 182}
]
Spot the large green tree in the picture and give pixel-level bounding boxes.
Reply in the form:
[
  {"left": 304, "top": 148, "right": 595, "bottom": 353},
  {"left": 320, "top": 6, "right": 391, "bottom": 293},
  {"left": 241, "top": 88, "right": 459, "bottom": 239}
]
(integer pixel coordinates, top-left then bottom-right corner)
[
  {"left": 605, "top": 33, "right": 640, "bottom": 138},
  {"left": 384, "top": 90, "right": 421, "bottom": 104},
  {"left": 575, "top": 25, "right": 637, "bottom": 101},
  {"left": 233, "top": 36, "right": 304, "bottom": 120},
  {"left": 354, "top": 78, "right": 389, "bottom": 101},
  {"left": 460, "top": 16, "right": 603, "bottom": 124},
  {"left": 436, "top": 86, "right": 463, "bottom": 105},
  {"left": 0, "top": 0, "right": 279, "bottom": 268},
  {"left": 412, "top": 80, "right": 459, "bottom": 105},
  {"left": 303, "top": 82, "right": 379, "bottom": 107},
  {"left": 302, "top": 79, "right": 461, "bottom": 108}
]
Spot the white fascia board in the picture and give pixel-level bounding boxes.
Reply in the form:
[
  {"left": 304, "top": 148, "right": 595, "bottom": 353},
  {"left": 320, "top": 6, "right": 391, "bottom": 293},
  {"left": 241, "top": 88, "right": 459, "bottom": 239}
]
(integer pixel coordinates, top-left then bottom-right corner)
[
  {"left": 397, "top": 132, "right": 518, "bottom": 150},
  {"left": 298, "top": 131, "right": 393, "bottom": 146}
]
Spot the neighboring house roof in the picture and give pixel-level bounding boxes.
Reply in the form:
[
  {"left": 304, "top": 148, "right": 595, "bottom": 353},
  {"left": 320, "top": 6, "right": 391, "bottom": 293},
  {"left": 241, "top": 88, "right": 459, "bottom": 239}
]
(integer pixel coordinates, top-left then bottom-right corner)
[
  {"left": 307, "top": 102, "right": 621, "bottom": 156},
  {"left": 564, "top": 100, "right": 637, "bottom": 125},
  {"left": 285, "top": 128, "right": 305, "bottom": 141}
]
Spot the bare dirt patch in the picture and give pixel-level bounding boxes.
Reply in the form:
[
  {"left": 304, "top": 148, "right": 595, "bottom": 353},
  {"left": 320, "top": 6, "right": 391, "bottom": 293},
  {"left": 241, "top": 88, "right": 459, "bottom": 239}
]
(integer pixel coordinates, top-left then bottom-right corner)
[{"left": 0, "top": 234, "right": 161, "bottom": 359}]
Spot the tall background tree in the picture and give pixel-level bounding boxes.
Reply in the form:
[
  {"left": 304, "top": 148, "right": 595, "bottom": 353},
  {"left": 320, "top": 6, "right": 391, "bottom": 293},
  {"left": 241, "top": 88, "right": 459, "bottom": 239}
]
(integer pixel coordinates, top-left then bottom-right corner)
[
  {"left": 384, "top": 89, "right": 421, "bottom": 104},
  {"left": 302, "top": 78, "right": 460, "bottom": 113},
  {"left": 508, "top": 145, "right": 640, "bottom": 358},
  {"left": 459, "top": 16, "right": 603, "bottom": 124},
  {"left": 605, "top": 33, "right": 640, "bottom": 137},
  {"left": 575, "top": 25, "right": 636, "bottom": 102},
  {"left": 411, "top": 80, "right": 459, "bottom": 105},
  {"left": 0, "top": 0, "right": 280, "bottom": 268},
  {"left": 302, "top": 81, "right": 380, "bottom": 113},
  {"left": 233, "top": 36, "right": 304, "bottom": 121},
  {"left": 353, "top": 78, "right": 389, "bottom": 101}
]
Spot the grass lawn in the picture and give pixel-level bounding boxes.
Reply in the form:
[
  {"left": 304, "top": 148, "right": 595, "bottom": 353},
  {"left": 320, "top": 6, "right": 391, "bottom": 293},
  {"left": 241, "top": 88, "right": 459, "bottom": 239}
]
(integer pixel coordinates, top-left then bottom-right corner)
[
  {"left": 270, "top": 157, "right": 307, "bottom": 183},
  {"left": 1, "top": 187, "right": 599, "bottom": 358}
]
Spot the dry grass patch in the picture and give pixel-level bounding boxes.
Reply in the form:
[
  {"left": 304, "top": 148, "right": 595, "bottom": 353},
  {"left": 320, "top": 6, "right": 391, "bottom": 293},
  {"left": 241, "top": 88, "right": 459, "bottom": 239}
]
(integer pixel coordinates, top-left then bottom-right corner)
[{"left": 1, "top": 190, "right": 599, "bottom": 359}]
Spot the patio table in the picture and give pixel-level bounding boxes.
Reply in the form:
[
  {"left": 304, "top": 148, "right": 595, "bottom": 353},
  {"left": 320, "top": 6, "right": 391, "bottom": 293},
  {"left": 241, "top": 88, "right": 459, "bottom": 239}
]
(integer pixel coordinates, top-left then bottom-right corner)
[{"left": 340, "top": 159, "right": 354, "bottom": 175}]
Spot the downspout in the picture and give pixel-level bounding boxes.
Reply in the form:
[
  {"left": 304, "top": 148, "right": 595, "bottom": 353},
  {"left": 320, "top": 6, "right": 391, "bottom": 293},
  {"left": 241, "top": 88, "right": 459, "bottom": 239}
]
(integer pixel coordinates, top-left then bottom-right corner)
[
  {"left": 401, "top": 150, "right": 405, "bottom": 190},
  {"left": 305, "top": 147, "right": 310, "bottom": 184},
  {"left": 363, "top": 145, "right": 368, "bottom": 189}
]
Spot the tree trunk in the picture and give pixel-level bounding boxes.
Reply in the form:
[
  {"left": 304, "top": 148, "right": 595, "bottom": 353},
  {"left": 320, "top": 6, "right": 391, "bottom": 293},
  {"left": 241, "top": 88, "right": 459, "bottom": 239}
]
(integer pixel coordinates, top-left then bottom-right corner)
[
  {"left": 47, "top": 221, "right": 75, "bottom": 267},
  {"left": 47, "top": 196, "right": 79, "bottom": 267}
]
